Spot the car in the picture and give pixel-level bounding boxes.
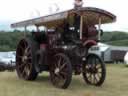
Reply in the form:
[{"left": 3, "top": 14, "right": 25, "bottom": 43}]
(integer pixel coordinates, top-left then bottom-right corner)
[
  {"left": 11, "top": 7, "right": 116, "bottom": 89},
  {"left": 0, "top": 51, "right": 15, "bottom": 71},
  {"left": 0, "top": 51, "right": 15, "bottom": 65}
]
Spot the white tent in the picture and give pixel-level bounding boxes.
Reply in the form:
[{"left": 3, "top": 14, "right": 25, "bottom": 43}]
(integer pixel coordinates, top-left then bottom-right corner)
[{"left": 124, "top": 52, "right": 128, "bottom": 65}]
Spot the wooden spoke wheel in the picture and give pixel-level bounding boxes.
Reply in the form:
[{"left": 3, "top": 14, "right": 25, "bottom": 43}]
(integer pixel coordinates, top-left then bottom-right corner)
[
  {"left": 16, "top": 38, "right": 38, "bottom": 80},
  {"left": 82, "top": 53, "right": 106, "bottom": 86},
  {"left": 50, "top": 53, "right": 72, "bottom": 89}
]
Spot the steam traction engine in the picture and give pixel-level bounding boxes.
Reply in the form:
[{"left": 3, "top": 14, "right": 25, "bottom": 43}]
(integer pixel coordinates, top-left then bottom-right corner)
[{"left": 11, "top": 7, "right": 116, "bottom": 89}]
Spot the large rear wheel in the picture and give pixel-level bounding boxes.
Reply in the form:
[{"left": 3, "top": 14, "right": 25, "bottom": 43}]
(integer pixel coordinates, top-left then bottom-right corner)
[
  {"left": 82, "top": 53, "right": 106, "bottom": 86},
  {"left": 50, "top": 53, "right": 72, "bottom": 89},
  {"left": 16, "top": 38, "right": 38, "bottom": 80}
]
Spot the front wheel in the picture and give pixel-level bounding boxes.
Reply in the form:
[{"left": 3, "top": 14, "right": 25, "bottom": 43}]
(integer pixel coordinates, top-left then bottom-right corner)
[
  {"left": 82, "top": 53, "right": 106, "bottom": 86},
  {"left": 50, "top": 53, "right": 72, "bottom": 89}
]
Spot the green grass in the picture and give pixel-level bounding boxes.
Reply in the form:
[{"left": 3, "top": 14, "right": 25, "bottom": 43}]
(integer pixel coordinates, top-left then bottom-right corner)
[{"left": 0, "top": 64, "right": 128, "bottom": 96}]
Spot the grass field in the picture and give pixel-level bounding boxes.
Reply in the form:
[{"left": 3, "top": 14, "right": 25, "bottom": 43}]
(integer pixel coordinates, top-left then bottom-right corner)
[{"left": 0, "top": 64, "right": 128, "bottom": 96}]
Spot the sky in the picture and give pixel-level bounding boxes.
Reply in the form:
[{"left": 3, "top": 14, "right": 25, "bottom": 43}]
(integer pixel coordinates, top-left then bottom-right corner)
[{"left": 0, "top": 0, "right": 127, "bottom": 32}]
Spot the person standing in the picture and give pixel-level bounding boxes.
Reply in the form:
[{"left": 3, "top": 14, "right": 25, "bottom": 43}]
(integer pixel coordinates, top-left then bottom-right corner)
[
  {"left": 73, "top": 0, "right": 84, "bottom": 38},
  {"left": 73, "top": 0, "right": 84, "bottom": 74}
]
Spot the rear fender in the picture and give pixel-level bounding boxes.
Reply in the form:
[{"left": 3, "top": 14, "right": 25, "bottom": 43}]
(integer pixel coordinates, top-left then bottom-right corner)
[{"left": 83, "top": 40, "right": 97, "bottom": 48}]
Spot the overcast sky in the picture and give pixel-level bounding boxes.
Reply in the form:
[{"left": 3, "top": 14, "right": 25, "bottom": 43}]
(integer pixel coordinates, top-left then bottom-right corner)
[{"left": 0, "top": 0, "right": 127, "bottom": 31}]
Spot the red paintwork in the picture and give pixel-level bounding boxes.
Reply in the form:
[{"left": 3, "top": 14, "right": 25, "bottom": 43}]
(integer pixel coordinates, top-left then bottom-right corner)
[{"left": 83, "top": 40, "right": 97, "bottom": 47}]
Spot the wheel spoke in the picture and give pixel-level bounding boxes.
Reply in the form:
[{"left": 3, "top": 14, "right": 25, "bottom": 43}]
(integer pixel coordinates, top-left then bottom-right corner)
[
  {"left": 90, "top": 74, "right": 93, "bottom": 84},
  {"left": 52, "top": 74, "right": 63, "bottom": 87},
  {"left": 24, "top": 42, "right": 28, "bottom": 49},
  {"left": 96, "top": 72, "right": 101, "bottom": 79},
  {"left": 86, "top": 64, "right": 91, "bottom": 69},
  {"left": 17, "top": 63, "right": 26, "bottom": 69},
  {"left": 59, "top": 63, "right": 66, "bottom": 71},
  {"left": 27, "top": 57, "right": 32, "bottom": 60},
  {"left": 59, "top": 71, "right": 67, "bottom": 78},
  {"left": 93, "top": 74, "right": 98, "bottom": 84},
  {"left": 87, "top": 73, "right": 91, "bottom": 81},
  {"left": 21, "top": 67, "right": 26, "bottom": 77},
  {"left": 96, "top": 65, "right": 101, "bottom": 69},
  {"left": 57, "top": 57, "right": 62, "bottom": 68},
  {"left": 27, "top": 48, "right": 31, "bottom": 54},
  {"left": 17, "top": 55, "right": 23, "bottom": 59},
  {"left": 97, "top": 68, "right": 102, "bottom": 73},
  {"left": 26, "top": 63, "right": 32, "bottom": 70},
  {"left": 23, "top": 64, "right": 31, "bottom": 76},
  {"left": 24, "top": 47, "right": 30, "bottom": 54}
]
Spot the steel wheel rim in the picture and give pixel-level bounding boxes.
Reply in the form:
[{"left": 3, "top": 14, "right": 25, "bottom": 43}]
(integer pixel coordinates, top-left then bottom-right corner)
[{"left": 16, "top": 40, "right": 32, "bottom": 79}]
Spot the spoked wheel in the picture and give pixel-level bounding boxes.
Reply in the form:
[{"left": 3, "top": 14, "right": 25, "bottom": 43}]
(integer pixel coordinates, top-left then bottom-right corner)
[
  {"left": 50, "top": 53, "right": 72, "bottom": 89},
  {"left": 16, "top": 38, "right": 38, "bottom": 80},
  {"left": 82, "top": 53, "right": 106, "bottom": 86}
]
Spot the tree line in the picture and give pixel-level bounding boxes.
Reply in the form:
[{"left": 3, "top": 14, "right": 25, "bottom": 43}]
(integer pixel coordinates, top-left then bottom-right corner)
[
  {"left": 101, "top": 31, "right": 128, "bottom": 46},
  {"left": 0, "top": 30, "right": 27, "bottom": 51},
  {"left": 0, "top": 30, "right": 128, "bottom": 51}
]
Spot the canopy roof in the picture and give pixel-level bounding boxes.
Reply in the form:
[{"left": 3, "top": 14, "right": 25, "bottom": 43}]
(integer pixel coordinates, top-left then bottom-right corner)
[{"left": 11, "top": 7, "right": 116, "bottom": 28}]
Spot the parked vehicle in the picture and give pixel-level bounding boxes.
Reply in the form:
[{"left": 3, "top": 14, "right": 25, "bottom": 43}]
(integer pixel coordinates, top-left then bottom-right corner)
[
  {"left": 11, "top": 7, "right": 116, "bottom": 89},
  {"left": 89, "top": 43, "right": 111, "bottom": 62},
  {"left": 0, "top": 51, "right": 15, "bottom": 71}
]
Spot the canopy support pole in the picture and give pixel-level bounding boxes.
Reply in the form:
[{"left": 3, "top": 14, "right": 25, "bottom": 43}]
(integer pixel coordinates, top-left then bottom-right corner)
[
  {"left": 24, "top": 26, "right": 27, "bottom": 38},
  {"left": 98, "top": 17, "right": 101, "bottom": 41},
  {"left": 36, "top": 26, "right": 40, "bottom": 32},
  {"left": 80, "top": 16, "right": 83, "bottom": 40}
]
